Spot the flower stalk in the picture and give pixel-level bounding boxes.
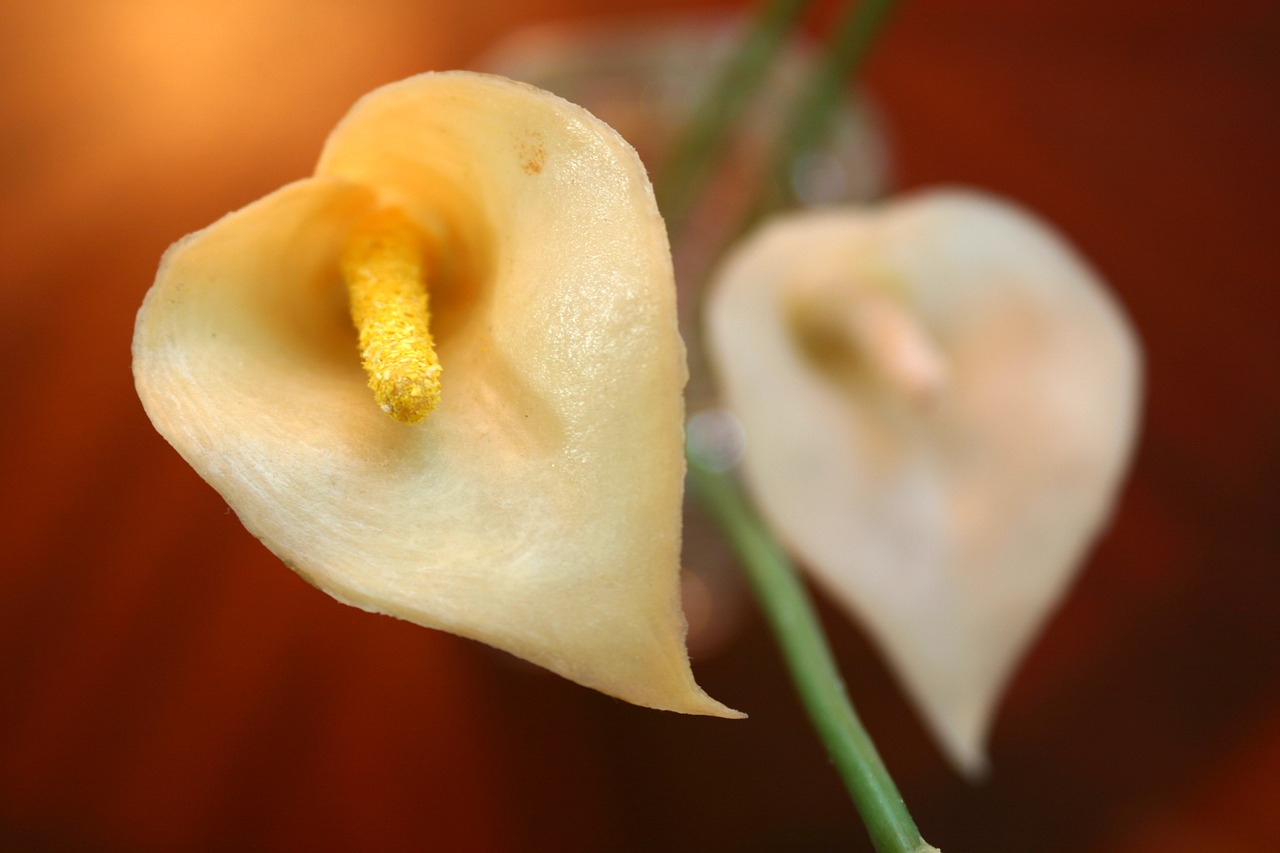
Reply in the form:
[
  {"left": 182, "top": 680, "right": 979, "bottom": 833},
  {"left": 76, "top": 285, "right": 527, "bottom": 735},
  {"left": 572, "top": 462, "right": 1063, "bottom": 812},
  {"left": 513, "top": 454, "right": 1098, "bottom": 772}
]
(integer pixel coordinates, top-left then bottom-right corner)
[
  {"left": 654, "top": 0, "right": 817, "bottom": 236},
  {"left": 748, "top": 0, "right": 903, "bottom": 225},
  {"left": 687, "top": 456, "right": 937, "bottom": 853},
  {"left": 672, "top": 0, "right": 934, "bottom": 849}
]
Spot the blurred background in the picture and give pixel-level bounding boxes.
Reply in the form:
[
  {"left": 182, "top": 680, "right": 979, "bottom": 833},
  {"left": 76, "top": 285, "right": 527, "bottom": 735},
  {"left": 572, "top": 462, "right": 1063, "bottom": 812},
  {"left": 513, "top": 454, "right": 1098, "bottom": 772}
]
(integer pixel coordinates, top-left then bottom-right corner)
[{"left": 2, "top": 0, "right": 1277, "bottom": 850}]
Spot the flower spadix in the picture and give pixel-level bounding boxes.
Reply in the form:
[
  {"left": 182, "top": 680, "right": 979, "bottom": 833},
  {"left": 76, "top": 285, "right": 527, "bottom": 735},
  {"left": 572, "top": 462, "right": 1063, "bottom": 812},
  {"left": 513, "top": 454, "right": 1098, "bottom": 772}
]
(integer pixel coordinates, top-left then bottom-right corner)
[
  {"left": 133, "top": 72, "right": 737, "bottom": 718},
  {"left": 705, "top": 189, "right": 1141, "bottom": 772}
]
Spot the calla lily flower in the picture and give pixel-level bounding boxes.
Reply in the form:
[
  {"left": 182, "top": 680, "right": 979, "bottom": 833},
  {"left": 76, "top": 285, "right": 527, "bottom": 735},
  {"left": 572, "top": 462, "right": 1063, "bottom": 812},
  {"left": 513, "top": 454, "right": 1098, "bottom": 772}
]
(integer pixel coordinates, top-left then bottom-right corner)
[
  {"left": 705, "top": 189, "right": 1141, "bottom": 772},
  {"left": 133, "top": 71, "right": 737, "bottom": 718}
]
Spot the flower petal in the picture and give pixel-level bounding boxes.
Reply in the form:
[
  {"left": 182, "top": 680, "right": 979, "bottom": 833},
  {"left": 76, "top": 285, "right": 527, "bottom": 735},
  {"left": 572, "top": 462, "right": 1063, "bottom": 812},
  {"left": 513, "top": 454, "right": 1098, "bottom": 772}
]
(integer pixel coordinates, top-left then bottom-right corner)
[
  {"left": 134, "top": 72, "right": 737, "bottom": 718},
  {"left": 705, "top": 188, "right": 1141, "bottom": 770}
]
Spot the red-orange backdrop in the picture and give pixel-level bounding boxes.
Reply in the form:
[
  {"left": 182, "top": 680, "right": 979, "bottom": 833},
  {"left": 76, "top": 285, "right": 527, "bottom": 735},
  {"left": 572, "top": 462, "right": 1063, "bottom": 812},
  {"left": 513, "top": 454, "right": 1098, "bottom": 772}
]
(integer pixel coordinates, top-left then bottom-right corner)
[{"left": 2, "top": 1, "right": 1277, "bottom": 850}]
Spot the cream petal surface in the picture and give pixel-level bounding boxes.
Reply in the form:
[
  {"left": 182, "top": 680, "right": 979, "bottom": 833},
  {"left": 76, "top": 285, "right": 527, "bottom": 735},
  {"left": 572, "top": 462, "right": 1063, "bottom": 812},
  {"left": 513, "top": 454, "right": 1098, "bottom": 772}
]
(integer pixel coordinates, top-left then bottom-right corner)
[
  {"left": 134, "top": 72, "right": 736, "bottom": 718},
  {"left": 705, "top": 189, "right": 1141, "bottom": 770}
]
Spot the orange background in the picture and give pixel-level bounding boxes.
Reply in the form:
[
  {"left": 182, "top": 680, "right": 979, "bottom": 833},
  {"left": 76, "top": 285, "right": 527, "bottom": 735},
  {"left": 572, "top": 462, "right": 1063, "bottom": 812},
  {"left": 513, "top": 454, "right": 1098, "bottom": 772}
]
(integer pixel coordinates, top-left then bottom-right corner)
[{"left": 2, "top": 1, "right": 1278, "bottom": 850}]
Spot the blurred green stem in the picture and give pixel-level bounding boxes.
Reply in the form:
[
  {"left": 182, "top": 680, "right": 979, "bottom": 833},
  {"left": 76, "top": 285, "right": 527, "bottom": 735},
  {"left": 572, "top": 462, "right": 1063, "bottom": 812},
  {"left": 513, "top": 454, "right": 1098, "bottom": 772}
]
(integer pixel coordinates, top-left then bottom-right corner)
[
  {"left": 688, "top": 458, "right": 936, "bottom": 853},
  {"left": 748, "top": 0, "right": 903, "bottom": 226},
  {"left": 672, "top": 1, "right": 932, "bottom": 850},
  {"left": 654, "top": 0, "right": 815, "bottom": 234}
]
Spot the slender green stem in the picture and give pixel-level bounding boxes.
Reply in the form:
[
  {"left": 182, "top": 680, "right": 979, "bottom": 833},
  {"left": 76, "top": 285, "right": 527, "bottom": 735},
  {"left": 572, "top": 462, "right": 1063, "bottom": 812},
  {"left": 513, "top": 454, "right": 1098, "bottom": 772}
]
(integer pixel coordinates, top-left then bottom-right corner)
[
  {"left": 688, "top": 457, "right": 936, "bottom": 853},
  {"left": 654, "top": 0, "right": 816, "bottom": 234},
  {"left": 749, "top": 0, "right": 903, "bottom": 225},
  {"left": 667, "top": 1, "right": 932, "bottom": 849}
]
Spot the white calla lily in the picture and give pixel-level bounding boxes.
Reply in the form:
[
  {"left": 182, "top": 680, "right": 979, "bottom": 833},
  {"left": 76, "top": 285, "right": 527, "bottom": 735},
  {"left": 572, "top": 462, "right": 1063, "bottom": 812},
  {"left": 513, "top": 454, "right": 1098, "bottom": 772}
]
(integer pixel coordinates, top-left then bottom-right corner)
[
  {"left": 133, "top": 71, "right": 737, "bottom": 718},
  {"left": 705, "top": 189, "right": 1141, "bottom": 771}
]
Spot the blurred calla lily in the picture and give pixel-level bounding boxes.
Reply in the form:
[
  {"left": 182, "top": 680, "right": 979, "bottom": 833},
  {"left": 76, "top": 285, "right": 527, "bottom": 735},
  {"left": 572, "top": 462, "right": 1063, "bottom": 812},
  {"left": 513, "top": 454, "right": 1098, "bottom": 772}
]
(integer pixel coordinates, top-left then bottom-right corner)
[
  {"left": 705, "top": 189, "right": 1141, "bottom": 771},
  {"left": 133, "top": 72, "right": 737, "bottom": 718}
]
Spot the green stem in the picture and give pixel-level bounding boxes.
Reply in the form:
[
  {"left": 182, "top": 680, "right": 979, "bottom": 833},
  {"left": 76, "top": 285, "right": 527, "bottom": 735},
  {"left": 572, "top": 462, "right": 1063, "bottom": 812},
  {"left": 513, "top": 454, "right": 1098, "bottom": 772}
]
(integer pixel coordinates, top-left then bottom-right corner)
[
  {"left": 654, "top": 0, "right": 816, "bottom": 233},
  {"left": 688, "top": 457, "right": 937, "bottom": 853},
  {"left": 750, "top": 0, "right": 903, "bottom": 223},
  {"left": 667, "top": 1, "right": 931, "bottom": 848}
]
